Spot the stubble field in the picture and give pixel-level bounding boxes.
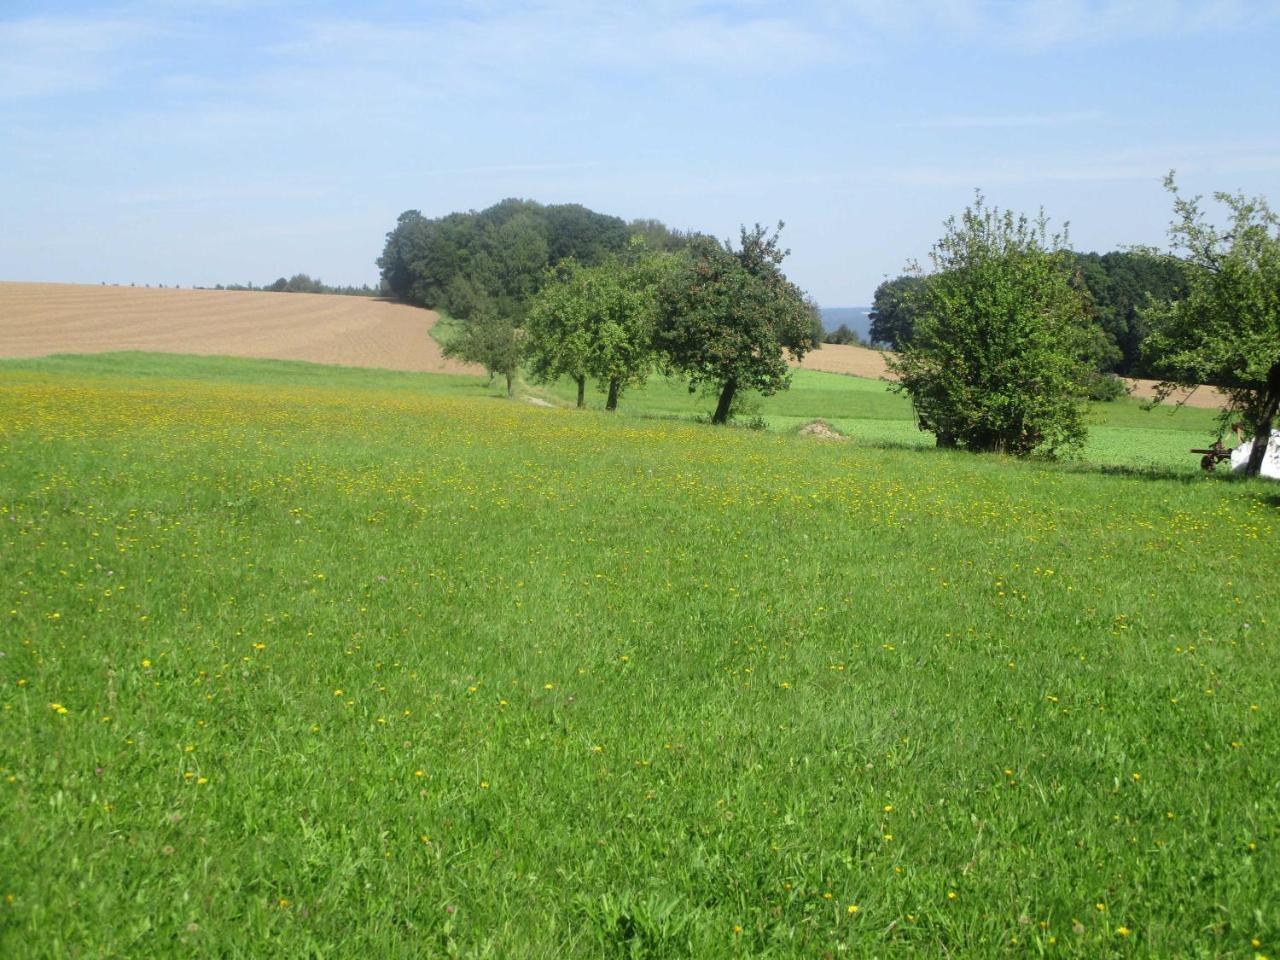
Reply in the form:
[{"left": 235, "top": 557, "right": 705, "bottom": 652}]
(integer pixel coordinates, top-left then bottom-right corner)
[{"left": 0, "top": 282, "right": 468, "bottom": 374}]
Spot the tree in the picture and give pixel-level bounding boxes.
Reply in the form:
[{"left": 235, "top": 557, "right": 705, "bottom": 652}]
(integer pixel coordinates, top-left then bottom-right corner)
[
  {"left": 442, "top": 309, "right": 522, "bottom": 397},
  {"left": 1069, "top": 250, "right": 1187, "bottom": 375},
  {"left": 1142, "top": 174, "right": 1280, "bottom": 478},
  {"left": 656, "top": 224, "right": 814, "bottom": 425},
  {"left": 868, "top": 275, "right": 926, "bottom": 349},
  {"left": 376, "top": 199, "right": 637, "bottom": 318},
  {"left": 525, "top": 250, "right": 664, "bottom": 410},
  {"left": 824, "top": 323, "right": 866, "bottom": 346},
  {"left": 887, "top": 194, "right": 1095, "bottom": 457}
]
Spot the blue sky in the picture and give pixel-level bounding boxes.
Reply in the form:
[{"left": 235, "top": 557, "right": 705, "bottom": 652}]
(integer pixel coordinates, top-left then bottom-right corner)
[{"left": 3, "top": 1, "right": 1278, "bottom": 305}]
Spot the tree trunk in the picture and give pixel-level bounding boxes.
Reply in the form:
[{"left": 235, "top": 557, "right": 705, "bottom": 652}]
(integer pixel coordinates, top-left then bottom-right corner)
[
  {"left": 711, "top": 378, "right": 737, "bottom": 425},
  {"left": 505, "top": 372, "right": 513, "bottom": 398},
  {"left": 576, "top": 375, "right": 586, "bottom": 408},
  {"left": 605, "top": 378, "right": 620, "bottom": 412},
  {"left": 1244, "top": 362, "right": 1280, "bottom": 477}
]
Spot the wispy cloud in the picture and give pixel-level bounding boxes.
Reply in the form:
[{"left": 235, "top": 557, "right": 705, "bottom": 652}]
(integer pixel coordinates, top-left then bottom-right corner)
[
  {"left": 0, "top": 16, "right": 158, "bottom": 99},
  {"left": 906, "top": 110, "right": 1108, "bottom": 130},
  {"left": 878, "top": 138, "right": 1280, "bottom": 186},
  {"left": 843, "top": 0, "right": 1280, "bottom": 47}
]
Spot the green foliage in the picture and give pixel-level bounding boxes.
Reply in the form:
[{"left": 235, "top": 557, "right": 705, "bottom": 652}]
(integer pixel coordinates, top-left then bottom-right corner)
[
  {"left": 442, "top": 309, "right": 522, "bottom": 396},
  {"left": 1069, "top": 250, "right": 1188, "bottom": 375},
  {"left": 823, "top": 323, "right": 867, "bottom": 347},
  {"left": 655, "top": 224, "right": 815, "bottom": 424},
  {"left": 1142, "top": 174, "right": 1280, "bottom": 476},
  {"left": 625, "top": 218, "right": 710, "bottom": 253},
  {"left": 525, "top": 250, "right": 670, "bottom": 410},
  {"left": 378, "top": 200, "right": 645, "bottom": 322},
  {"left": 871, "top": 256, "right": 1186, "bottom": 374},
  {"left": 888, "top": 194, "right": 1094, "bottom": 457},
  {"left": 1080, "top": 370, "right": 1131, "bottom": 403},
  {"left": 219, "top": 275, "right": 377, "bottom": 296},
  {"left": 868, "top": 275, "right": 926, "bottom": 349}
]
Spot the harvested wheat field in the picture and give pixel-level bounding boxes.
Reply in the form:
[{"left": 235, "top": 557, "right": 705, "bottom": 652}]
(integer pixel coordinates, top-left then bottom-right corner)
[
  {"left": 0, "top": 281, "right": 476, "bottom": 374},
  {"left": 797, "top": 340, "right": 1223, "bottom": 409}
]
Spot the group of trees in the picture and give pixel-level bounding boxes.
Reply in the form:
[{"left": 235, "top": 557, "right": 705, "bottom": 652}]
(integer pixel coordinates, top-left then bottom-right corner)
[
  {"left": 382, "top": 183, "right": 1279, "bottom": 477},
  {"left": 380, "top": 200, "right": 819, "bottom": 421},
  {"left": 435, "top": 225, "right": 817, "bottom": 423},
  {"left": 868, "top": 251, "right": 1187, "bottom": 379},
  {"left": 212, "top": 275, "right": 378, "bottom": 296},
  {"left": 377, "top": 199, "right": 702, "bottom": 323},
  {"left": 885, "top": 178, "right": 1280, "bottom": 476}
]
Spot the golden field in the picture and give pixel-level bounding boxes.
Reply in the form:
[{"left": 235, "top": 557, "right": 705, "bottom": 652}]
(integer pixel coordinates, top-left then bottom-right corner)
[{"left": 0, "top": 282, "right": 474, "bottom": 374}]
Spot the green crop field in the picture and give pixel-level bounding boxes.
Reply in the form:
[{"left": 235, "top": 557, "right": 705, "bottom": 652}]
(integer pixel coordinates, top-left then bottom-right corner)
[{"left": 2, "top": 353, "right": 1276, "bottom": 958}]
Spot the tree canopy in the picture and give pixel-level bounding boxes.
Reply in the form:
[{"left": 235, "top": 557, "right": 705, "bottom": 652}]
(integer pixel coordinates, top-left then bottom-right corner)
[
  {"left": 888, "top": 195, "right": 1095, "bottom": 457},
  {"left": 1142, "top": 175, "right": 1280, "bottom": 477},
  {"left": 377, "top": 200, "right": 692, "bottom": 323},
  {"left": 655, "top": 224, "right": 814, "bottom": 425},
  {"left": 868, "top": 276, "right": 925, "bottom": 349},
  {"left": 869, "top": 253, "right": 1186, "bottom": 375},
  {"left": 524, "top": 247, "right": 671, "bottom": 411},
  {"left": 442, "top": 309, "right": 522, "bottom": 397}
]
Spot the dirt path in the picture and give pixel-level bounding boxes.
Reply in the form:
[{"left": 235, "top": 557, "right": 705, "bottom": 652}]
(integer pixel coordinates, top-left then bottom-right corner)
[{"left": 0, "top": 282, "right": 479, "bottom": 374}]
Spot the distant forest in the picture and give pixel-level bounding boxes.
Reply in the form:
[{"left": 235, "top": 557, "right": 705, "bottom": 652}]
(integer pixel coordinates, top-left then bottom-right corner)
[
  {"left": 377, "top": 199, "right": 708, "bottom": 323},
  {"left": 374, "top": 198, "right": 1191, "bottom": 383},
  {"left": 210, "top": 275, "right": 378, "bottom": 296},
  {"left": 868, "top": 251, "right": 1188, "bottom": 377}
]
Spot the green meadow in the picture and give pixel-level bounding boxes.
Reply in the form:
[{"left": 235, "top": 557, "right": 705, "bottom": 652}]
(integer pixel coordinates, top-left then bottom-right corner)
[{"left": 1, "top": 353, "right": 1276, "bottom": 958}]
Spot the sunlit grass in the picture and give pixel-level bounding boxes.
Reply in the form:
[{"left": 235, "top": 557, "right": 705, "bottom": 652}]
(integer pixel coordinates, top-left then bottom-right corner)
[{"left": 1, "top": 354, "right": 1275, "bottom": 957}]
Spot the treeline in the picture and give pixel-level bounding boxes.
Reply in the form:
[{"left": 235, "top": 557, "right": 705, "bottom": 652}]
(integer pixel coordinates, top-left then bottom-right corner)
[
  {"left": 377, "top": 199, "right": 709, "bottom": 322},
  {"left": 868, "top": 251, "right": 1188, "bottom": 378},
  {"left": 378, "top": 201, "right": 821, "bottom": 422},
  {"left": 211, "top": 274, "right": 379, "bottom": 296},
  {"left": 880, "top": 180, "right": 1280, "bottom": 476}
]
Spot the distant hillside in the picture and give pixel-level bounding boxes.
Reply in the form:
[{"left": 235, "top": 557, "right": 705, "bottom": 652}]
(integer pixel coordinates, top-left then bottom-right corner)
[{"left": 820, "top": 306, "right": 873, "bottom": 342}]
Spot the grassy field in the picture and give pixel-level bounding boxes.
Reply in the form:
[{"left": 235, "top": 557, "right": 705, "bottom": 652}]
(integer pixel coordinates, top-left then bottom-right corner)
[
  {"left": 2, "top": 353, "right": 1276, "bottom": 958},
  {"left": 530, "top": 367, "right": 1222, "bottom": 475}
]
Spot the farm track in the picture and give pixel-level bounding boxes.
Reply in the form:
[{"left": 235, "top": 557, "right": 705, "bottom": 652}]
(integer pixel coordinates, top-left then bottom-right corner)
[{"left": 0, "top": 282, "right": 477, "bottom": 374}]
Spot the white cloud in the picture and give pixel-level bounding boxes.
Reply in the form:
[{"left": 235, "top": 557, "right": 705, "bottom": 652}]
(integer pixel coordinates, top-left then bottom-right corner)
[
  {"left": 0, "top": 16, "right": 156, "bottom": 99},
  {"left": 907, "top": 110, "right": 1108, "bottom": 129},
  {"left": 842, "top": 0, "right": 1280, "bottom": 46}
]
